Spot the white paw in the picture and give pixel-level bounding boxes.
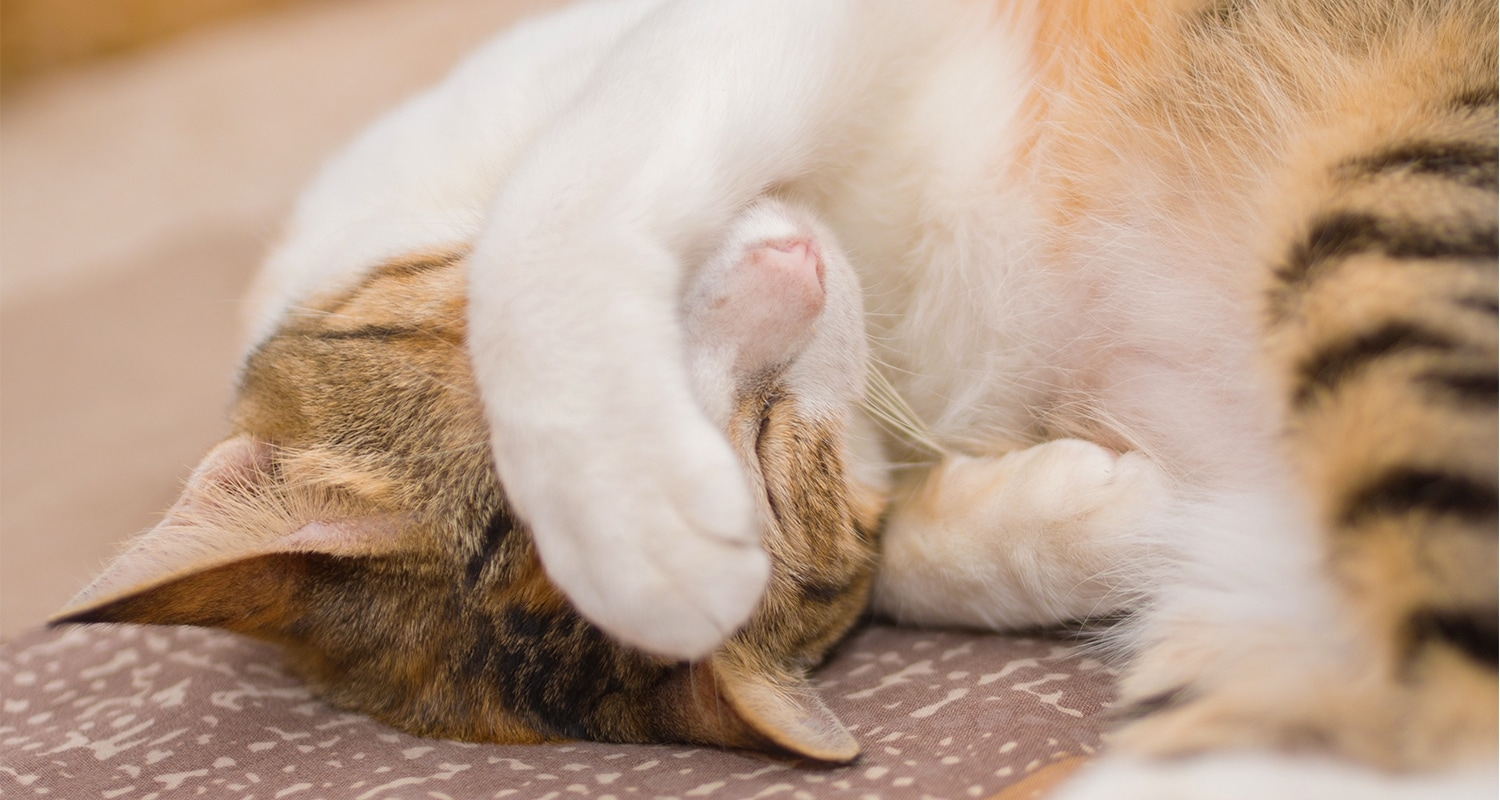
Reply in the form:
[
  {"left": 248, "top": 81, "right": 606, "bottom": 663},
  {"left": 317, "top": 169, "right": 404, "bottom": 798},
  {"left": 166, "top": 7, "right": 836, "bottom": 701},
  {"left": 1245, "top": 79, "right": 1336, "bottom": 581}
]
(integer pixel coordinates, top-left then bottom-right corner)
[
  {"left": 993, "top": 439, "right": 1167, "bottom": 529},
  {"left": 556, "top": 201, "right": 834, "bottom": 659},
  {"left": 474, "top": 229, "right": 779, "bottom": 660},
  {"left": 516, "top": 417, "right": 771, "bottom": 660},
  {"left": 875, "top": 439, "right": 1171, "bottom": 629},
  {"left": 478, "top": 199, "right": 856, "bottom": 661}
]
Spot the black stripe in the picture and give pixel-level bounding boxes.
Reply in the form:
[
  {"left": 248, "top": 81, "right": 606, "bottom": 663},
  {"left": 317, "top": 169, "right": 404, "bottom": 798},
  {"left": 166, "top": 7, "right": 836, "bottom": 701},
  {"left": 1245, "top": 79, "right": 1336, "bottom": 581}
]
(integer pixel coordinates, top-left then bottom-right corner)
[
  {"left": 1276, "top": 212, "right": 1500, "bottom": 292},
  {"left": 798, "top": 580, "right": 846, "bottom": 604},
  {"left": 1452, "top": 84, "right": 1499, "bottom": 111},
  {"left": 1293, "top": 322, "right": 1458, "bottom": 407},
  {"left": 1195, "top": 0, "right": 1244, "bottom": 28},
  {"left": 492, "top": 606, "right": 627, "bottom": 741},
  {"left": 1342, "top": 141, "right": 1498, "bottom": 191},
  {"left": 314, "top": 325, "right": 423, "bottom": 341},
  {"left": 1278, "top": 212, "right": 1385, "bottom": 288},
  {"left": 1340, "top": 467, "right": 1498, "bottom": 527},
  {"left": 1418, "top": 366, "right": 1499, "bottom": 406},
  {"left": 370, "top": 251, "right": 466, "bottom": 281},
  {"left": 1454, "top": 295, "right": 1500, "bottom": 317},
  {"left": 1408, "top": 608, "right": 1498, "bottom": 669},
  {"left": 465, "top": 504, "right": 519, "bottom": 587},
  {"left": 1109, "top": 686, "right": 1192, "bottom": 723}
]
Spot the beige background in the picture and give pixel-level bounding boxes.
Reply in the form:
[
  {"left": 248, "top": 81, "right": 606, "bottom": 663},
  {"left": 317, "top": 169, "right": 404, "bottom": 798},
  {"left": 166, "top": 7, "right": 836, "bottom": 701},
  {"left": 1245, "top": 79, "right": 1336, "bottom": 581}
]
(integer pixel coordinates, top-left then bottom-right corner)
[
  {"left": 2, "top": 0, "right": 311, "bottom": 88},
  {"left": 0, "top": 0, "right": 568, "bottom": 639}
]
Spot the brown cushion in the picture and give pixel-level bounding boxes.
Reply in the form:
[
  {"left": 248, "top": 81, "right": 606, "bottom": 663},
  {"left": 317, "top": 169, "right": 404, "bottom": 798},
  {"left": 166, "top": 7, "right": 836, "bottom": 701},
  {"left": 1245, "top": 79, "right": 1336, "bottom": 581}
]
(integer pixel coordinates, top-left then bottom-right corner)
[{"left": 1, "top": 623, "right": 1111, "bottom": 797}]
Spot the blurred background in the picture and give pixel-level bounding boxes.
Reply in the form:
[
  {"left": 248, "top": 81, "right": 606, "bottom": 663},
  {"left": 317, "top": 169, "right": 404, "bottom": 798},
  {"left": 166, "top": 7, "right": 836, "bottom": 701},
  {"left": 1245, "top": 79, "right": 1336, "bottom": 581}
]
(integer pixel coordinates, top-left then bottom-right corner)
[{"left": 0, "top": 0, "right": 566, "bottom": 638}]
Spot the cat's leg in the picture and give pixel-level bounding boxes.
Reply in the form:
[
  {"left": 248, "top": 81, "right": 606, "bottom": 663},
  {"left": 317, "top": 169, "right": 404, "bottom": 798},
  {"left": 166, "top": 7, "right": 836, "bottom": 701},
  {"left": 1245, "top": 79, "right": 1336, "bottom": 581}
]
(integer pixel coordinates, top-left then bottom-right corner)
[
  {"left": 873, "top": 440, "right": 1171, "bottom": 630},
  {"left": 466, "top": 0, "right": 949, "bottom": 658},
  {"left": 250, "top": 0, "right": 669, "bottom": 341}
]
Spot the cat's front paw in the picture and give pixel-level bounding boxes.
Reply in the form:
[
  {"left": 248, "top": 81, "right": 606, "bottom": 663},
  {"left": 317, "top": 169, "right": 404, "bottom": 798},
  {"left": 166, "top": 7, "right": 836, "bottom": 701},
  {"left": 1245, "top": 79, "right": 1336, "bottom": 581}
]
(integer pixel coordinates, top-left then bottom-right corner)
[
  {"left": 979, "top": 439, "right": 1166, "bottom": 527},
  {"left": 875, "top": 439, "right": 1171, "bottom": 629},
  {"left": 518, "top": 424, "right": 772, "bottom": 660},
  {"left": 474, "top": 198, "right": 857, "bottom": 662}
]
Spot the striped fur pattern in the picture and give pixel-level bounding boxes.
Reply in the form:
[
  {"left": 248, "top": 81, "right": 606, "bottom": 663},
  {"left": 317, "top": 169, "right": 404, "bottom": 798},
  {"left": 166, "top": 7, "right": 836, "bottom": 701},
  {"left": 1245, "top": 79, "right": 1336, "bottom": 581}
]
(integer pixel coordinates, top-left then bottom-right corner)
[{"left": 1271, "top": 102, "right": 1497, "bottom": 675}]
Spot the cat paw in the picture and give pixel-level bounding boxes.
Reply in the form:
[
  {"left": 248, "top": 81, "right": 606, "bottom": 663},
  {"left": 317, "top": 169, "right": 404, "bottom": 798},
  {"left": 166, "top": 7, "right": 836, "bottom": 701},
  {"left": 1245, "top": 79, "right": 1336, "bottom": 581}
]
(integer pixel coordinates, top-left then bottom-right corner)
[
  {"left": 492, "top": 203, "right": 839, "bottom": 662},
  {"left": 983, "top": 438, "right": 1166, "bottom": 526},
  {"left": 478, "top": 199, "right": 857, "bottom": 662},
  {"left": 876, "top": 439, "right": 1171, "bottom": 629},
  {"left": 897, "top": 438, "right": 1170, "bottom": 551},
  {"left": 522, "top": 426, "right": 772, "bottom": 660}
]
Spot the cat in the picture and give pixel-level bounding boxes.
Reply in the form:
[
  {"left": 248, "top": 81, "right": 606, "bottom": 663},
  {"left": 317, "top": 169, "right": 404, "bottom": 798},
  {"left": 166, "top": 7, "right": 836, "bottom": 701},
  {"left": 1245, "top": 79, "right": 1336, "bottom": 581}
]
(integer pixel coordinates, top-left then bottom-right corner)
[
  {"left": 62, "top": 0, "right": 1497, "bottom": 794},
  {"left": 54, "top": 200, "right": 883, "bottom": 761}
]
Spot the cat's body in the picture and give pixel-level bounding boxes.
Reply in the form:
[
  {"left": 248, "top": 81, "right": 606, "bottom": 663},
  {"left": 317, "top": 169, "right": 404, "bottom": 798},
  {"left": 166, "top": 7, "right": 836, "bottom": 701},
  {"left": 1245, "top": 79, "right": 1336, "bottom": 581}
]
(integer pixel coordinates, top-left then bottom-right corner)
[{"left": 60, "top": 0, "right": 1494, "bottom": 794}]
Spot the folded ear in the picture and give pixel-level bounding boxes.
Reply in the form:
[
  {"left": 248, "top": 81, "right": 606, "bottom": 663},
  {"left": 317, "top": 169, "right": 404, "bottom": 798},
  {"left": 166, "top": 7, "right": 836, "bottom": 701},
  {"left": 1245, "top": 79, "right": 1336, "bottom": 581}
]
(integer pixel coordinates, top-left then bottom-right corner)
[
  {"left": 51, "top": 434, "right": 407, "bottom": 628},
  {"left": 679, "top": 648, "right": 860, "bottom": 763}
]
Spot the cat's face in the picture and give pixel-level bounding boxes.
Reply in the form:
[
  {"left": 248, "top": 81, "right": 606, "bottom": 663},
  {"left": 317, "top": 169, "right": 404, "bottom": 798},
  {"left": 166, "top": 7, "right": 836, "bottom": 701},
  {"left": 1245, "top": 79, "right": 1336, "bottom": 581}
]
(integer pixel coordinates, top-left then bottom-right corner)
[{"left": 54, "top": 201, "right": 881, "bottom": 761}]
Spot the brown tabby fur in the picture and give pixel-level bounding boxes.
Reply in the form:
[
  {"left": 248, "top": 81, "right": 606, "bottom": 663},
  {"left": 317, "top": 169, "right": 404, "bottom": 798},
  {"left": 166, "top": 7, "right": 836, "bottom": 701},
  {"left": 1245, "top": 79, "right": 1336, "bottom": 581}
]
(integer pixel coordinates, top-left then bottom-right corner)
[{"left": 56, "top": 253, "right": 881, "bottom": 759}]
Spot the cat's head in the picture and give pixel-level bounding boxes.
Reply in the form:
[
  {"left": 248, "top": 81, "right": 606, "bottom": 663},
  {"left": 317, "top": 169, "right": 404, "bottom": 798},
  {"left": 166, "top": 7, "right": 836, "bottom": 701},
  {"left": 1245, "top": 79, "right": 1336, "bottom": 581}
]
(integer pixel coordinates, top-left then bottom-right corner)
[{"left": 52, "top": 200, "right": 882, "bottom": 762}]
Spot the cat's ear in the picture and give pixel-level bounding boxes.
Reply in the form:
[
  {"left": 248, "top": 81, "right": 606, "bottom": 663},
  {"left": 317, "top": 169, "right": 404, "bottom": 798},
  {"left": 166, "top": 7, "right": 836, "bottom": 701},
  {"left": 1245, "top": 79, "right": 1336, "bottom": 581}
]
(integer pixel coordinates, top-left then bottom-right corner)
[
  {"left": 679, "top": 649, "right": 859, "bottom": 763},
  {"left": 50, "top": 434, "right": 405, "bottom": 631}
]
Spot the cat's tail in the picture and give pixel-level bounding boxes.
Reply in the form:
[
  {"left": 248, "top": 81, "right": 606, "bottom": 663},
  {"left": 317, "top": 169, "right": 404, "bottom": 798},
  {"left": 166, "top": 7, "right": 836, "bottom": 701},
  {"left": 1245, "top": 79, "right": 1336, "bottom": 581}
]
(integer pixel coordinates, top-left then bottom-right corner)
[
  {"left": 1109, "top": 3, "right": 1497, "bottom": 774},
  {"left": 1258, "top": 5, "right": 1497, "bottom": 765}
]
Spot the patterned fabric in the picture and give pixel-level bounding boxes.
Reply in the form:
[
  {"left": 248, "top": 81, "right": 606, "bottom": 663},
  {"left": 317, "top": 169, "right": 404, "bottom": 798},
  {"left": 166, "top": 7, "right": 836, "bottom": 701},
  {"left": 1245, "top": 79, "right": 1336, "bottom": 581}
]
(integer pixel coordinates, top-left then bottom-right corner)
[{"left": 1, "top": 624, "right": 1113, "bottom": 799}]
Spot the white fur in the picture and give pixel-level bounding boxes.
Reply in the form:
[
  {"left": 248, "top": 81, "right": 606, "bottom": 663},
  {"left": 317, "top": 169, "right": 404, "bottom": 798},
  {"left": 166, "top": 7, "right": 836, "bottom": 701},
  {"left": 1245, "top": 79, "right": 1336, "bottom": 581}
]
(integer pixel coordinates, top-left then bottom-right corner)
[
  {"left": 1053, "top": 753, "right": 1498, "bottom": 800},
  {"left": 459, "top": 0, "right": 949, "bottom": 658}
]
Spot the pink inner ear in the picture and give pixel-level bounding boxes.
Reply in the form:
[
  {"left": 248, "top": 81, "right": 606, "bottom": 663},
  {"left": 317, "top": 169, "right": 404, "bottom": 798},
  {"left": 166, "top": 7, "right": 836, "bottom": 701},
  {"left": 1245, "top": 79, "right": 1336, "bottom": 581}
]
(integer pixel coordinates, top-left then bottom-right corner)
[
  {"left": 52, "top": 435, "right": 417, "bottom": 623},
  {"left": 196, "top": 434, "right": 275, "bottom": 483},
  {"left": 157, "top": 434, "right": 277, "bottom": 525},
  {"left": 279, "top": 515, "right": 409, "bottom": 557}
]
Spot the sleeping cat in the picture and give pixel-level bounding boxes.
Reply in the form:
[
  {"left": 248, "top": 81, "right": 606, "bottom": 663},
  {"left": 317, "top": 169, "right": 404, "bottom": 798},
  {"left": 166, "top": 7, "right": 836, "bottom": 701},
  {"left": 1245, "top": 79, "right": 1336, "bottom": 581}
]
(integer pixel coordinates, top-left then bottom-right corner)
[
  {"left": 55, "top": 200, "right": 881, "bottom": 761},
  {"left": 61, "top": 0, "right": 1496, "bottom": 794}
]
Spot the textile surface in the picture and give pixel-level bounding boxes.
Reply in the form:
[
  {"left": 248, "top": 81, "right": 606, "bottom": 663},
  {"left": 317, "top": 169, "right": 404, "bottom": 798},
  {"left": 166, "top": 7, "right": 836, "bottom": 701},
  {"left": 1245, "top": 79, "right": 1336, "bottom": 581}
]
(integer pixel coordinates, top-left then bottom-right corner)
[{"left": 2, "top": 623, "right": 1113, "bottom": 799}]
